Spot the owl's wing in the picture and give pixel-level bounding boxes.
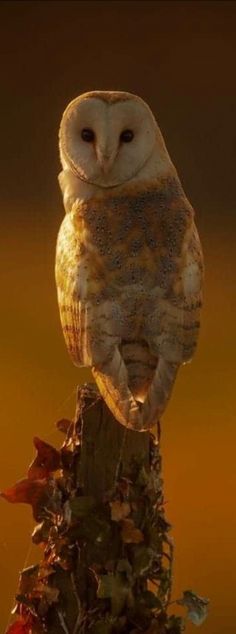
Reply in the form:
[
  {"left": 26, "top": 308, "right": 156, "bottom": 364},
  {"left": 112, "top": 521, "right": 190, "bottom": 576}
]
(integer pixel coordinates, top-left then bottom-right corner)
[
  {"left": 180, "top": 221, "right": 204, "bottom": 363},
  {"left": 56, "top": 214, "right": 122, "bottom": 369},
  {"left": 56, "top": 212, "right": 86, "bottom": 367},
  {"left": 55, "top": 210, "right": 128, "bottom": 370},
  {"left": 56, "top": 212, "right": 144, "bottom": 427},
  {"left": 134, "top": 216, "right": 204, "bottom": 429}
]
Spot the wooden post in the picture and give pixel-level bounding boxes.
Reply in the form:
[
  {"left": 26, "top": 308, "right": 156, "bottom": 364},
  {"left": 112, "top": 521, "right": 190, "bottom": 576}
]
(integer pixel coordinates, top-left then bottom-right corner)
[
  {"left": 4, "top": 384, "right": 185, "bottom": 634},
  {"left": 75, "top": 384, "right": 150, "bottom": 500}
]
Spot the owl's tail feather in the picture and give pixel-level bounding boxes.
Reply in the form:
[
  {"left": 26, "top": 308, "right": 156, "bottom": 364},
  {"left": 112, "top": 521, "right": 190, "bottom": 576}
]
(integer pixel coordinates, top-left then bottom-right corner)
[
  {"left": 141, "top": 357, "right": 179, "bottom": 429},
  {"left": 92, "top": 348, "right": 178, "bottom": 432},
  {"left": 92, "top": 348, "right": 140, "bottom": 428}
]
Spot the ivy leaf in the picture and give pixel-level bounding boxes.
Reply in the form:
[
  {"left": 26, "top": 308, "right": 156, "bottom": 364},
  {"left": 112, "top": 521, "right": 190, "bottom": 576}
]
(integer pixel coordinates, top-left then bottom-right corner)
[
  {"left": 110, "top": 500, "right": 131, "bottom": 522},
  {"left": 28, "top": 437, "right": 61, "bottom": 480},
  {"left": 158, "top": 569, "right": 171, "bottom": 598},
  {"left": 166, "top": 615, "right": 184, "bottom": 633},
  {"left": 116, "top": 558, "right": 133, "bottom": 583},
  {"left": 88, "top": 619, "right": 113, "bottom": 634},
  {"left": 121, "top": 519, "right": 144, "bottom": 544},
  {"left": 97, "top": 573, "right": 131, "bottom": 616},
  {"left": 177, "top": 590, "right": 209, "bottom": 626},
  {"left": 132, "top": 545, "right": 154, "bottom": 576},
  {"left": 141, "top": 590, "right": 163, "bottom": 610},
  {"left": 8, "top": 619, "right": 43, "bottom": 634},
  {"left": 17, "top": 563, "right": 56, "bottom": 612},
  {"left": 1, "top": 479, "right": 46, "bottom": 504},
  {"left": 6, "top": 620, "right": 33, "bottom": 634},
  {"left": 97, "top": 574, "right": 116, "bottom": 599},
  {"left": 18, "top": 565, "right": 39, "bottom": 595},
  {"left": 1, "top": 478, "right": 50, "bottom": 520},
  {"left": 137, "top": 466, "right": 149, "bottom": 487}
]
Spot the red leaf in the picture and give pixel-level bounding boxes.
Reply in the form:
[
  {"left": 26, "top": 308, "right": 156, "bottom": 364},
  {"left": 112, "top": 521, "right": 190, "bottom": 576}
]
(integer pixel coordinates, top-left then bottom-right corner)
[
  {"left": 121, "top": 519, "right": 144, "bottom": 544},
  {"left": 6, "top": 619, "right": 43, "bottom": 634},
  {"left": 1, "top": 478, "right": 50, "bottom": 520},
  {"left": 110, "top": 500, "right": 131, "bottom": 521},
  {"left": 6, "top": 619, "right": 32, "bottom": 634},
  {"left": 28, "top": 437, "right": 61, "bottom": 480}
]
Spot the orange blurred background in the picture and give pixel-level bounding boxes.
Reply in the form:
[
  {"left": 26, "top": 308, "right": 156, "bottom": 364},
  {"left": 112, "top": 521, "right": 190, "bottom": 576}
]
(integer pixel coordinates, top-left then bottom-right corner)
[{"left": 0, "top": 1, "right": 236, "bottom": 631}]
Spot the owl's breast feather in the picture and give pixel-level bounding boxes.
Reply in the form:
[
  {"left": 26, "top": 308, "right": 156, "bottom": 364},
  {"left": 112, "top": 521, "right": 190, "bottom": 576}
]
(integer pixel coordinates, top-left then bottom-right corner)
[{"left": 70, "top": 180, "right": 193, "bottom": 304}]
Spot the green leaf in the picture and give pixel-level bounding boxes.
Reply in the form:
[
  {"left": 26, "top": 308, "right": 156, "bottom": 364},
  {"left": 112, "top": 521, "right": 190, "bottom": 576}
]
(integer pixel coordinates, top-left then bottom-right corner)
[
  {"left": 97, "top": 574, "right": 115, "bottom": 599},
  {"left": 147, "top": 525, "right": 163, "bottom": 551},
  {"left": 132, "top": 545, "right": 154, "bottom": 576},
  {"left": 167, "top": 615, "right": 185, "bottom": 633},
  {"left": 137, "top": 466, "right": 149, "bottom": 487},
  {"left": 159, "top": 569, "right": 171, "bottom": 598},
  {"left": 69, "top": 496, "right": 95, "bottom": 518},
  {"left": 88, "top": 619, "right": 113, "bottom": 634},
  {"left": 177, "top": 589, "right": 209, "bottom": 626},
  {"left": 141, "top": 590, "right": 163, "bottom": 610},
  {"left": 116, "top": 558, "right": 133, "bottom": 583},
  {"left": 97, "top": 573, "right": 131, "bottom": 616},
  {"left": 18, "top": 565, "right": 39, "bottom": 595}
]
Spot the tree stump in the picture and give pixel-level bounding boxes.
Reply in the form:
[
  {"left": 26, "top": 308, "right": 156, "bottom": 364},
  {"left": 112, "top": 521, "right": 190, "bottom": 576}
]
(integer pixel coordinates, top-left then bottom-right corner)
[{"left": 3, "top": 384, "right": 208, "bottom": 634}]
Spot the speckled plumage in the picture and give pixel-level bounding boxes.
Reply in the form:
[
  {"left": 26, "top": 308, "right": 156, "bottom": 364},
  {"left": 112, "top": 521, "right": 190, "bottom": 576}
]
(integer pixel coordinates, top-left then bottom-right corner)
[{"left": 56, "top": 91, "right": 203, "bottom": 431}]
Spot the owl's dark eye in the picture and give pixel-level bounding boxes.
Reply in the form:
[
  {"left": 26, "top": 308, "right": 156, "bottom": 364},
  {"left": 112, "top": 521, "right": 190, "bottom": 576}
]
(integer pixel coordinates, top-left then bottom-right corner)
[
  {"left": 81, "top": 128, "right": 95, "bottom": 142},
  {"left": 120, "top": 129, "right": 134, "bottom": 143}
]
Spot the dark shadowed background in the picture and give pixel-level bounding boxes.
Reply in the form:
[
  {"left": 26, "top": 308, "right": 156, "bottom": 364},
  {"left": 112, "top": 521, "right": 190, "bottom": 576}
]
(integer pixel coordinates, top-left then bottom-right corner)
[{"left": 0, "top": 1, "right": 236, "bottom": 631}]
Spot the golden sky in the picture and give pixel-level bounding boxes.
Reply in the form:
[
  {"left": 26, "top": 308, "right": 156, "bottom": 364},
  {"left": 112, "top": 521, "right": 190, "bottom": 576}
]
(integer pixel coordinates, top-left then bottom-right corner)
[{"left": 0, "top": 2, "right": 236, "bottom": 632}]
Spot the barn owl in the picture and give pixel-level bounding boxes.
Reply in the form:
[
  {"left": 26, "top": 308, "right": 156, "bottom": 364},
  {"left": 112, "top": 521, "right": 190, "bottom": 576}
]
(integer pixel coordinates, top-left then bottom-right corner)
[{"left": 55, "top": 91, "right": 203, "bottom": 432}]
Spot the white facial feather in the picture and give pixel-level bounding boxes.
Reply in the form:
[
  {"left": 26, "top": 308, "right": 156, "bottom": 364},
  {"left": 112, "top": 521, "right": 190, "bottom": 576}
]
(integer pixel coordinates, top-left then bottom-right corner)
[{"left": 59, "top": 91, "right": 174, "bottom": 189}]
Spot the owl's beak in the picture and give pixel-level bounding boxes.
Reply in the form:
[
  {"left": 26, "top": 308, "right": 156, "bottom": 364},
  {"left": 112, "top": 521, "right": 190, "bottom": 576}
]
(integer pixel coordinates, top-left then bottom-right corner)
[{"left": 97, "top": 150, "right": 115, "bottom": 174}]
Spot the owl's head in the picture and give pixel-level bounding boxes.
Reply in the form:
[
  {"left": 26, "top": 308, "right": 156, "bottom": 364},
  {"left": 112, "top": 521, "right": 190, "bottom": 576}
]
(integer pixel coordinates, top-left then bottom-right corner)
[{"left": 59, "top": 91, "right": 173, "bottom": 189}]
